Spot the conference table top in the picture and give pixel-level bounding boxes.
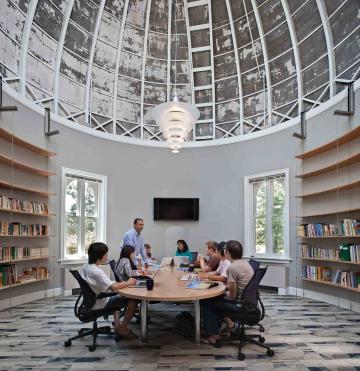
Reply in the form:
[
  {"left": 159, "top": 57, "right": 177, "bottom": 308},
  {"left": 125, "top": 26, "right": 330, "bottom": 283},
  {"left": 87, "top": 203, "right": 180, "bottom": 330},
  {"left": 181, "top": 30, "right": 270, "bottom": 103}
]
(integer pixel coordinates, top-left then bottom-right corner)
[{"left": 117, "top": 267, "right": 225, "bottom": 301}]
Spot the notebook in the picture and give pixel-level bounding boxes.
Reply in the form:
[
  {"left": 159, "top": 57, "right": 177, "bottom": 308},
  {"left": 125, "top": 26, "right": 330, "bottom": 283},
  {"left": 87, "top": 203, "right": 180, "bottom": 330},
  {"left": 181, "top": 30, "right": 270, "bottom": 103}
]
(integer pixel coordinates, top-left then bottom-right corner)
[{"left": 185, "top": 280, "right": 212, "bottom": 290}]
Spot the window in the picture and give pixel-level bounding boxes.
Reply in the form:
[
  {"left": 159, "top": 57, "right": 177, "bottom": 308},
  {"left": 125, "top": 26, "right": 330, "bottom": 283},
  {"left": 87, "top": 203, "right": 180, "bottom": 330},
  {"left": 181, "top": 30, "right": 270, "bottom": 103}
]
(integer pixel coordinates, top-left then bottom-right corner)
[
  {"left": 61, "top": 168, "right": 107, "bottom": 261},
  {"left": 244, "top": 169, "right": 289, "bottom": 260}
]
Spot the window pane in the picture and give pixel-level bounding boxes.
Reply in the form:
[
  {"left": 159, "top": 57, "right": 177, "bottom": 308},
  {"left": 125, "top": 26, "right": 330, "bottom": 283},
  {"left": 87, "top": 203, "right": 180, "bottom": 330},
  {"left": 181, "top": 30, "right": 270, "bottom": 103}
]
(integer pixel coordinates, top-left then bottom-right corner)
[
  {"left": 85, "top": 217, "right": 97, "bottom": 254},
  {"left": 254, "top": 181, "right": 266, "bottom": 217},
  {"left": 272, "top": 216, "right": 284, "bottom": 255},
  {"left": 65, "top": 179, "right": 79, "bottom": 216},
  {"left": 255, "top": 216, "right": 266, "bottom": 254},
  {"left": 272, "top": 178, "right": 285, "bottom": 216},
  {"left": 85, "top": 181, "right": 98, "bottom": 217},
  {"left": 65, "top": 215, "right": 79, "bottom": 256}
]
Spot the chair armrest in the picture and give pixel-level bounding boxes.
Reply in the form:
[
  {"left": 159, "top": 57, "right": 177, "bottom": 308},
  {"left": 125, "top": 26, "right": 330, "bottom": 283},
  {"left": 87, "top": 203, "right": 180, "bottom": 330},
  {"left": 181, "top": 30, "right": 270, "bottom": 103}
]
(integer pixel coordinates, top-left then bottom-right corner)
[{"left": 97, "top": 292, "right": 117, "bottom": 299}]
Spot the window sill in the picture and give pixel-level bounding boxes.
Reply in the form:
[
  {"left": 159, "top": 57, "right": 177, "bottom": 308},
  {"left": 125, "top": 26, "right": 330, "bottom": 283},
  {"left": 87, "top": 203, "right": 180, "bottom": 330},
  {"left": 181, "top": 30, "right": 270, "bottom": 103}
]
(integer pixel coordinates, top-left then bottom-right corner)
[
  {"left": 58, "top": 258, "right": 87, "bottom": 266},
  {"left": 244, "top": 256, "right": 292, "bottom": 265}
]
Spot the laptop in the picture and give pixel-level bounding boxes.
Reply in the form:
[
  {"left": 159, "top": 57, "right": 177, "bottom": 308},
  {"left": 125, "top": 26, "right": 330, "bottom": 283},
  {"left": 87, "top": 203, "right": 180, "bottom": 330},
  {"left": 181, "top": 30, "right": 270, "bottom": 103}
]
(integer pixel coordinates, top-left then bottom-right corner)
[{"left": 173, "top": 256, "right": 190, "bottom": 266}]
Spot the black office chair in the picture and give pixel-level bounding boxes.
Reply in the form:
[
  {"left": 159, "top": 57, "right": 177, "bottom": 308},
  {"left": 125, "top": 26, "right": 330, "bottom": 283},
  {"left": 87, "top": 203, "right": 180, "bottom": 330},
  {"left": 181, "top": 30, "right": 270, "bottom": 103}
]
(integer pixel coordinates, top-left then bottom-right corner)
[
  {"left": 224, "top": 267, "right": 274, "bottom": 360},
  {"left": 248, "top": 258, "right": 265, "bottom": 332},
  {"left": 109, "top": 259, "right": 121, "bottom": 282},
  {"left": 64, "top": 270, "right": 123, "bottom": 351},
  {"left": 249, "top": 258, "right": 260, "bottom": 271}
]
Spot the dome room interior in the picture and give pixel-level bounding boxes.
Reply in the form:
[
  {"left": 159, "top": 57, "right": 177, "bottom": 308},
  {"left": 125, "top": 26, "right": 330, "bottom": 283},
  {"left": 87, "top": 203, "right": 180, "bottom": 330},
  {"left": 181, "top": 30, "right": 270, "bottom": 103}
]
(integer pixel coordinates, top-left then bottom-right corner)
[{"left": 0, "top": 0, "right": 359, "bottom": 369}]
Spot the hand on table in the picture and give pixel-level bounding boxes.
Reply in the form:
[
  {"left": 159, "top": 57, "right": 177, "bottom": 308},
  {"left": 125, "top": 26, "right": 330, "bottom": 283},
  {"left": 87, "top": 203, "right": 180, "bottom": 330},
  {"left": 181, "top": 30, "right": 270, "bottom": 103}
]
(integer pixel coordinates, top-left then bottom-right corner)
[{"left": 126, "top": 277, "right": 137, "bottom": 286}]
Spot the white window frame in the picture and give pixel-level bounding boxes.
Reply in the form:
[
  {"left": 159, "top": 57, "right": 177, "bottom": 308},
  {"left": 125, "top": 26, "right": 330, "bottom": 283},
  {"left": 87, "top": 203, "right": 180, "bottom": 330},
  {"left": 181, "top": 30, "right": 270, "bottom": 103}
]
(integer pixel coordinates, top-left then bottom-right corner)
[
  {"left": 244, "top": 168, "right": 290, "bottom": 262},
  {"left": 60, "top": 167, "right": 107, "bottom": 264}
]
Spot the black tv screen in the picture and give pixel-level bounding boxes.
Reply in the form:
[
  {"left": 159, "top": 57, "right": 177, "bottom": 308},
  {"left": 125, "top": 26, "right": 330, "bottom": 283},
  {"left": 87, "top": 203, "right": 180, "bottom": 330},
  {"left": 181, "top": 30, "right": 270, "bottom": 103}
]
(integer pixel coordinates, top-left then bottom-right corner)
[{"left": 154, "top": 198, "right": 199, "bottom": 220}]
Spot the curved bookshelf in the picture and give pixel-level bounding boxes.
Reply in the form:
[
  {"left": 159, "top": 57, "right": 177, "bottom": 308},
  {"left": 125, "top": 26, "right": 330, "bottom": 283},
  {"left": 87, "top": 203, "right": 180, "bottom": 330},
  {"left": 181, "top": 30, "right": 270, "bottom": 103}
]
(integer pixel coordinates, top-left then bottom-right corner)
[
  {"left": 296, "top": 207, "right": 360, "bottom": 218},
  {"left": 295, "top": 126, "right": 360, "bottom": 159},
  {"left": 0, "top": 153, "right": 56, "bottom": 177},
  {"left": 301, "top": 257, "right": 360, "bottom": 266},
  {"left": 299, "top": 235, "right": 360, "bottom": 239},
  {"left": 300, "top": 277, "right": 360, "bottom": 293},
  {"left": 0, "top": 277, "right": 50, "bottom": 291},
  {"left": 0, "top": 256, "right": 50, "bottom": 265},
  {"left": 0, "top": 128, "right": 56, "bottom": 157},
  {"left": 0, "top": 180, "right": 55, "bottom": 197},
  {"left": 0, "top": 208, "right": 54, "bottom": 217},
  {"left": 0, "top": 235, "right": 52, "bottom": 238},
  {"left": 296, "top": 153, "right": 360, "bottom": 179},
  {"left": 296, "top": 180, "right": 360, "bottom": 198}
]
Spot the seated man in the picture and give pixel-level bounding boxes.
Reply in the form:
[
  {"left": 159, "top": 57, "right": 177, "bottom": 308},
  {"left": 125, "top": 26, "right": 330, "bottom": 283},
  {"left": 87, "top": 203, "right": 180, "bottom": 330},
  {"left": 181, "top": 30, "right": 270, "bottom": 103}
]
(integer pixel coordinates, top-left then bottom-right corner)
[
  {"left": 198, "top": 241, "right": 231, "bottom": 283},
  {"left": 198, "top": 241, "right": 220, "bottom": 272},
  {"left": 201, "top": 240, "right": 254, "bottom": 345},
  {"left": 80, "top": 242, "right": 138, "bottom": 339}
]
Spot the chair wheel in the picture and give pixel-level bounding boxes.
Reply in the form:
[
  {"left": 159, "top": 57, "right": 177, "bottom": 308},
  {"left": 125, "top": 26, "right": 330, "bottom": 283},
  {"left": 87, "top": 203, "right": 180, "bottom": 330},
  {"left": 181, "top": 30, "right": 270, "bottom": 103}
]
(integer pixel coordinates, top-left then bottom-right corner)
[
  {"left": 238, "top": 352, "right": 245, "bottom": 361},
  {"left": 64, "top": 340, "right": 72, "bottom": 347},
  {"left": 88, "top": 344, "right": 96, "bottom": 352},
  {"left": 259, "top": 325, "right": 265, "bottom": 332},
  {"left": 259, "top": 336, "right": 265, "bottom": 343},
  {"left": 78, "top": 329, "right": 84, "bottom": 335},
  {"left": 267, "top": 349, "right": 274, "bottom": 357}
]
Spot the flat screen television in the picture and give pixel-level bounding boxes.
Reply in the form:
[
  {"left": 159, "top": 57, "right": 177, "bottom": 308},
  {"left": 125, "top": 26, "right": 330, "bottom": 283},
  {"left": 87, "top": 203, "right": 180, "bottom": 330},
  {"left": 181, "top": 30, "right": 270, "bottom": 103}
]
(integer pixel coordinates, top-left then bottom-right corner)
[{"left": 154, "top": 198, "right": 199, "bottom": 221}]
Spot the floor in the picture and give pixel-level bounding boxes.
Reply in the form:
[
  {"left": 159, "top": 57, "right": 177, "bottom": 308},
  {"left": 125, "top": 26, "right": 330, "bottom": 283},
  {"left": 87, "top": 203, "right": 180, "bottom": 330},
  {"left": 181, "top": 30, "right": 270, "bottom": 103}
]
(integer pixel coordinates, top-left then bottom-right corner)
[{"left": 0, "top": 293, "right": 359, "bottom": 370}]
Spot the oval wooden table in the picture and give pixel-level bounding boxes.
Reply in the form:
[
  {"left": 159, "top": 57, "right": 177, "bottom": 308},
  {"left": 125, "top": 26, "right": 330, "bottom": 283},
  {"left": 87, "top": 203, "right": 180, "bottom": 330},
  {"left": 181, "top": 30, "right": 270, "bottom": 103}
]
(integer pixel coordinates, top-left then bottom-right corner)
[{"left": 117, "top": 267, "right": 225, "bottom": 344}]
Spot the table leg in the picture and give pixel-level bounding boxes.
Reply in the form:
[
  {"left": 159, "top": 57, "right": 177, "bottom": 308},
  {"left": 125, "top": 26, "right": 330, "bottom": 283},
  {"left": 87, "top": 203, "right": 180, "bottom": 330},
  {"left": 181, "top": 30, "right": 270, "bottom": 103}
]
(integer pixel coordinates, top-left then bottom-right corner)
[
  {"left": 141, "top": 299, "right": 148, "bottom": 342},
  {"left": 194, "top": 299, "right": 200, "bottom": 345}
]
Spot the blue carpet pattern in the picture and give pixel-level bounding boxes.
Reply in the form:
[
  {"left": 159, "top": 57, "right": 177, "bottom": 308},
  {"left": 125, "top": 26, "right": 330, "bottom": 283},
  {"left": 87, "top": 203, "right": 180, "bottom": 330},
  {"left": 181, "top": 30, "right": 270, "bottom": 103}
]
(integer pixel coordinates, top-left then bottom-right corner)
[{"left": 0, "top": 293, "right": 359, "bottom": 370}]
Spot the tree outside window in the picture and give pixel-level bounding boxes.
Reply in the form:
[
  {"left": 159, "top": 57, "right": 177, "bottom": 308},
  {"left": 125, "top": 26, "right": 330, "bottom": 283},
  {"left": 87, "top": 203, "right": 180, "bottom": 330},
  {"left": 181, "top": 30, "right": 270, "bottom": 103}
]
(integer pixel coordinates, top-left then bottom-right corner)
[{"left": 62, "top": 169, "right": 106, "bottom": 260}]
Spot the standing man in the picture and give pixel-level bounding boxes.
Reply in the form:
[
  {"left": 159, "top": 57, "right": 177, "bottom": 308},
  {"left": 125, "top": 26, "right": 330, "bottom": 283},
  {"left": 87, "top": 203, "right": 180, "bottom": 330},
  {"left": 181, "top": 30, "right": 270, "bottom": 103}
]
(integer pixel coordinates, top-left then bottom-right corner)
[{"left": 122, "top": 218, "right": 148, "bottom": 268}]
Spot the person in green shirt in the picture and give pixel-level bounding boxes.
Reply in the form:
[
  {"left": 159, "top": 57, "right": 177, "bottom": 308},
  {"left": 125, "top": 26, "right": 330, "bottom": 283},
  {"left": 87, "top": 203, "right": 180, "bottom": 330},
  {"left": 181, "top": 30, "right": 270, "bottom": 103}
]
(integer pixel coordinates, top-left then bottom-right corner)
[{"left": 175, "top": 239, "right": 193, "bottom": 261}]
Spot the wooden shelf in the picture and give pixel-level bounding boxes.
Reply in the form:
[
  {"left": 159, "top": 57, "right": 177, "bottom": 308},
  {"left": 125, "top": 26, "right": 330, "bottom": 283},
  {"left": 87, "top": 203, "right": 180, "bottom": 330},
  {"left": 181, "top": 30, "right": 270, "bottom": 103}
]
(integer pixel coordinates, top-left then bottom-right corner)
[
  {"left": 0, "top": 256, "right": 50, "bottom": 265},
  {"left": 297, "top": 207, "right": 360, "bottom": 218},
  {"left": 0, "top": 180, "right": 55, "bottom": 197},
  {"left": 0, "top": 128, "right": 56, "bottom": 157},
  {"left": 0, "top": 208, "right": 54, "bottom": 217},
  {"left": 300, "top": 257, "right": 360, "bottom": 266},
  {"left": 299, "top": 235, "right": 360, "bottom": 239},
  {"left": 0, "top": 154, "right": 56, "bottom": 177},
  {"left": 296, "top": 126, "right": 360, "bottom": 159},
  {"left": 300, "top": 277, "right": 360, "bottom": 293},
  {"left": 296, "top": 180, "right": 360, "bottom": 198},
  {"left": 0, "top": 277, "right": 50, "bottom": 291},
  {"left": 0, "top": 235, "right": 52, "bottom": 238},
  {"left": 296, "top": 153, "right": 360, "bottom": 178}
]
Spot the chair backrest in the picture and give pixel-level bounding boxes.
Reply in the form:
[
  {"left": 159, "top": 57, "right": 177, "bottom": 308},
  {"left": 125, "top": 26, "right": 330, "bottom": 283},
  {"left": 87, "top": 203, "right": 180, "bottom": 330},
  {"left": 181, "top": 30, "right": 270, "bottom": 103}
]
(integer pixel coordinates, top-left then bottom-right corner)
[
  {"left": 109, "top": 259, "right": 120, "bottom": 282},
  {"left": 241, "top": 267, "right": 267, "bottom": 307},
  {"left": 191, "top": 251, "right": 198, "bottom": 262},
  {"left": 70, "top": 269, "right": 97, "bottom": 310},
  {"left": 249, "top": 258, "right": 261, "bottom": 272}
]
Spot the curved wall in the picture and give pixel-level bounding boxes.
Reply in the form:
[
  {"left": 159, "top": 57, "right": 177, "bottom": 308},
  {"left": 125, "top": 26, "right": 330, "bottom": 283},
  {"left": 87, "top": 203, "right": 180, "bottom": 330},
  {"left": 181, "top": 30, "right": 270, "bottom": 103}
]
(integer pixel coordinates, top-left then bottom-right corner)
[{"left": 0, "top": 88, "right": 359, "bottom": 310}]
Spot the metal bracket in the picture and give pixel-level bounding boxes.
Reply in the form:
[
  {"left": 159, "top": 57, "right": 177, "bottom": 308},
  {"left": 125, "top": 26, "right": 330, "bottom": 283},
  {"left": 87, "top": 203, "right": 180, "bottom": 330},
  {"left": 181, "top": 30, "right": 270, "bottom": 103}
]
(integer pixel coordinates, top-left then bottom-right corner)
[
  {"left": 334, "top": 81, "right": 355, "bottom": 116},
  {"left": 293, "top": 111, "right": 306, "bottom": 139},
  {"left": 0, "top": 76, "right": 18, "bottom": 112},
  {"left": 44, "top": 107, "right": 59, "bottom": 137}
]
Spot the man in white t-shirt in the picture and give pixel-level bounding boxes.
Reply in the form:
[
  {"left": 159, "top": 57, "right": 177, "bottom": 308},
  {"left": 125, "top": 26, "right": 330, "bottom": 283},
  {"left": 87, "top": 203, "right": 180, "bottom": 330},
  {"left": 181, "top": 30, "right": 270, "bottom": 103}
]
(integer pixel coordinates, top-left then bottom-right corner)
[
  {"left": 80, "top": 242, "right": 138, "bottom": 340},
  {"left": 199, "top": 241, "right": 231, "bottom": 282}
]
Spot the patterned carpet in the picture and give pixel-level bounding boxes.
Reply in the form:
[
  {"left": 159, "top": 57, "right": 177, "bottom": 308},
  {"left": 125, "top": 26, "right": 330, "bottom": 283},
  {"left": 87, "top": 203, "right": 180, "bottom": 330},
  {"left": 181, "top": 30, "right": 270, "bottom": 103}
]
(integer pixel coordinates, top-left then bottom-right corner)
[{"left": 0, "top": 293, "right": 359, "bottom": 370}]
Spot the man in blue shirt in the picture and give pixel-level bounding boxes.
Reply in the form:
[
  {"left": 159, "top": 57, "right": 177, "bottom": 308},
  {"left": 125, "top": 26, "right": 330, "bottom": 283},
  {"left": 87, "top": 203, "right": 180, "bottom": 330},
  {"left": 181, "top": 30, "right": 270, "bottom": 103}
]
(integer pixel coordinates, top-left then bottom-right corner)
[{"left": 122, "top": 218, "right": 148, "bottom": 268}]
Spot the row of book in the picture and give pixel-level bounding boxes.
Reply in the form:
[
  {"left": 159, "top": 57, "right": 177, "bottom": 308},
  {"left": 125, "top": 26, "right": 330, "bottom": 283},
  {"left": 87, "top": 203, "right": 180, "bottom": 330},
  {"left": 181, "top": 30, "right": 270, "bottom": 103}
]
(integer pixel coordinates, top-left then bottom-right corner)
[
  {"left": 0, "top": 222, "right": 48, "bottom": 236},
  {"left": 341, "top": 219, "right": 360, "bottom": 236},
  {"left": 301, "top": 265, "right": 360, "bottom": 289},
  {"left": 0, "top": 246, "right": 49, "bottom": 261},
  {"left": 300, "top": 244, "right": 340, "bottom": 260},
  {"left": 300, "top": 243, "right": 360, "bottom": 263},
  {"left": 0, "top": 265, "right": 49, "bottom": 287},
  {"left": 0, "top": 195, "right": 48, "bottom": 214},
  {"left": 297, "top": 224, "right": 339, "bottom": 237}
]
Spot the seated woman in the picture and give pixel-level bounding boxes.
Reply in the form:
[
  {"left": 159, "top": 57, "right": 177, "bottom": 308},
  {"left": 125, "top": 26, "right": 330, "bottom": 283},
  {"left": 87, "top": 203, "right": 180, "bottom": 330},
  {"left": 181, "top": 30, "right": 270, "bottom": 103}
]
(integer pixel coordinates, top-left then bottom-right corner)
[
  {"left": 199, "top": 241, "right": 231, "bottom": 283},
  {"left": 115, "top": 245, "right": 138, "bottom": 281},
  {"left": 175, "top": 239, "right": 193, "bottom": 260},
  {"left": 201, "top": 240, "right": 254, "bottom": 345},
  {"left": 144, "top": 243, "right": 156, "bottom": 262},
  {"left": 80, "top": 242, "right": 138, "bottom": 340}
]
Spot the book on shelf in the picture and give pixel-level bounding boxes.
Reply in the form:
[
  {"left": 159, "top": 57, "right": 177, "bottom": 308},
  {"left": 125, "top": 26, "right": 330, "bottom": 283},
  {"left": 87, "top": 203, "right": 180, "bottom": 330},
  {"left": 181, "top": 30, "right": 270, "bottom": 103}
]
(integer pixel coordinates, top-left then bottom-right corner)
[
  {"left": 341, "top": 219, "right": 360, "bottom": 236},
  {"left": 0, "top": 246, "right": 48, "bottom": 261},
  {"left": 0, "top": 221, "right": 48, "bottom": 236},
  {"left": 297, "top": 223, "right": 339, "bottom": 237},
  {"left": 300, "top": 244, "right": 340, "bottom": 260},
  {"left": 0, "top": 195, "right": 48, "bottom": 214}
]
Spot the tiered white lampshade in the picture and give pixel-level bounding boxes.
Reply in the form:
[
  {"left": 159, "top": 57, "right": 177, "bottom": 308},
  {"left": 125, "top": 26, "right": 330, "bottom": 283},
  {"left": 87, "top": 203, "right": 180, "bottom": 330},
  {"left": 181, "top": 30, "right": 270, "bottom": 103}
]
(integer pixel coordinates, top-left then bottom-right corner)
[{"left": 151, "top": 96, "right": 200, "bottom": 153}]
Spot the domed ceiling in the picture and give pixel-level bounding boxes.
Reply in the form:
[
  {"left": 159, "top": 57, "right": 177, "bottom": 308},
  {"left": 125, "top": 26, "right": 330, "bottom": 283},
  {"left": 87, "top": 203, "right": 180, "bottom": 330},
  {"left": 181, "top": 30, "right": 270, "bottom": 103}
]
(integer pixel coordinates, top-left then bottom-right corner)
[{"left": 0, "top": 0, "right": 359, "bottom": 142}]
